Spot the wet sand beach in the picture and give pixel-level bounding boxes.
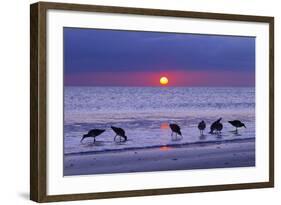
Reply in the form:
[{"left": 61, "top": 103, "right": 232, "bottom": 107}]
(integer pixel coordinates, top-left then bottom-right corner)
[{"left": 64, "top": 138, "right": 255, "bottom": 176}]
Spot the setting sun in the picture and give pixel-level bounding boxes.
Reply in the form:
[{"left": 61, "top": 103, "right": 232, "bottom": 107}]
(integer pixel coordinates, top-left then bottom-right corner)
[{"left": 160, "top": 76, "right": 169, "bottom": 85}]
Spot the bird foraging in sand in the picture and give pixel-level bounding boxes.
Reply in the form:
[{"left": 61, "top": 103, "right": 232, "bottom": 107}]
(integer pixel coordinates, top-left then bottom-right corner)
[
  {"left": 169, "top": 123, "right": 182, "bottom": 139},
  {"left": 198, "top": 120, "right": 206, "bottom": 136},
  {"left": 228, "top": 120, "right": 246, "bottom": 134},
  {"left": 81, "top": 129, "right": 106, "bottom": 143},
  {"left": 111, "top": 126, "right": 127, "bottom": 142}
]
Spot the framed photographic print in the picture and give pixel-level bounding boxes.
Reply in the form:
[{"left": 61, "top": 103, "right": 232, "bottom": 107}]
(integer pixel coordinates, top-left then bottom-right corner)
[{"left": 30, "top": 1, "right": 274, "bottom": 202}]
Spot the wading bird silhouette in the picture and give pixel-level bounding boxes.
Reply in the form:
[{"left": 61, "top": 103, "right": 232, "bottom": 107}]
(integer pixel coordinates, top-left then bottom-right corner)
[
  {"left": 80, "top": 129, "right": 106, "bottom": 143},
  {"left": 169, "top": 123, "right": 182, "bottom": 140},
  {"left": 209, "top": 118, "right": 223, "bottom": 135},
  {"left": 198, "top": 120, "right": 206, "bottom": 136},
  {"left": 228, "top": 120, "right": 246, "bottom": 134},
  {"left": 111, "top": 126, "right": 128, "bottom": 142}
]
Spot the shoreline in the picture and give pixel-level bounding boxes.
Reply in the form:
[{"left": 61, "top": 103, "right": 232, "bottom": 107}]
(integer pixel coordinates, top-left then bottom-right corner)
[
  {"left": 64, "top": 138, "right": 255, "bottom": 176},
  {"left": 64, "top": 137, "right": 255, "bottom": 156}
]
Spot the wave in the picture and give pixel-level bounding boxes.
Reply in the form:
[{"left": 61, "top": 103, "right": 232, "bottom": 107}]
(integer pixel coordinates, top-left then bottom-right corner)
[{"left": 64, "top": 87, "right": 255, "bottom": 115}]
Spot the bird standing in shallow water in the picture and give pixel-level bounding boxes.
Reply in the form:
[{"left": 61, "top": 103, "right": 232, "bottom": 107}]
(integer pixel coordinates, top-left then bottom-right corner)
[
  {"left": 209, "top": 118, "right": 222, "bottom": 134},
  {"left": 228, "top": 120, "right": 246, "bottom": 134},
  {"left": 169, "top": 123, "right": 182, "bottom": 140},
  {"left": 111, "top": 126, "right": 127, "bottom": 142},
  {"left": 81, "top": 129, "right": 106, "bottom": 143},
  {"left": 216, "top": 122, "right": 223, "bottom": 135},
  {"left": 198, "top": 120, "right": 206, "bottom": 136}
]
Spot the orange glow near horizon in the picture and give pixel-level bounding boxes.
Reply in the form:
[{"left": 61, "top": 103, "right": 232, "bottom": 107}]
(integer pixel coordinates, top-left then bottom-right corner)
[
  {"left": 160, "top": 76, "right": 169, "bottom": 85},
  {"left": 65, "top": 70, "right": 255, "bottom": 87}
]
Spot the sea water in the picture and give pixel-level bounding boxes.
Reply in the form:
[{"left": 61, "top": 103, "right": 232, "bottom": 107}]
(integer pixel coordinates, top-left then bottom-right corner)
[{"left": 64, "top": 87, "right": 255, "bottom": 155}]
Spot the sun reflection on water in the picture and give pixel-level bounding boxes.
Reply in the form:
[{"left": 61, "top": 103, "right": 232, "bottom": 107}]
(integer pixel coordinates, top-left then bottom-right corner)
[
  {"left": 160, "top": 122, "right": 169, "bottom": 129},
  {"left": 160, "top": 146, "right": 171, "bottom": 151}
]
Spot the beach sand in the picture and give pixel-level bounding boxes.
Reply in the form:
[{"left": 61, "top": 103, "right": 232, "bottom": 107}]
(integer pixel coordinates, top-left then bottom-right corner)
[{"left": 64, "top": 139, "right": 255, "bottom": 176}]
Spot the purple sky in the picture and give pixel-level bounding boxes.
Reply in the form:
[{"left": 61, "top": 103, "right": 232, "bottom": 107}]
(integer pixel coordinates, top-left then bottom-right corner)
[{"left": 64, "top": 27, "right": 255, "bottom": 86}]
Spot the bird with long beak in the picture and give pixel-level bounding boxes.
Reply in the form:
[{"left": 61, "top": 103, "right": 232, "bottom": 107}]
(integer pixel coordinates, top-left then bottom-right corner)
[
  {"left": 111, "top": 126, "right": 127, "bottom": 142},
  {"left": 228, "top": 120, "right": 246, "bottom": 134},
  {"left": 81, "top": 129, "right": 106, "bottom": 143}
]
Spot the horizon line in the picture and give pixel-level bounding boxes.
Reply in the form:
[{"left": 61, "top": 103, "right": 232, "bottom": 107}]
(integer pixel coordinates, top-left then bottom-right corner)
[{"left": 64, "top": 85, "right": 255, "bottom": 87}]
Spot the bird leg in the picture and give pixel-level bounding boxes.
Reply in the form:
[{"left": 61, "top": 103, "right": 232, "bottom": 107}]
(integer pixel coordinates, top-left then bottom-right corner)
[{"left": 114, "top": 135, "right": 117, "bottom": 141}]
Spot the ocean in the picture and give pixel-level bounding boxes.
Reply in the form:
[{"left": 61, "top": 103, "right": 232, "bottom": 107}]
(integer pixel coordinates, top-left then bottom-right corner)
[{"left": 64, "top": 86, "right": 255, "bottom": 155}]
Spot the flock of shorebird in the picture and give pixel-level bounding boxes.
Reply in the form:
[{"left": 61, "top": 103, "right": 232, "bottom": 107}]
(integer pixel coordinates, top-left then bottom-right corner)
[
  {"left": 81, "top": 126, "right": 127, "bottom": 143},
  {"left": 80, "top": 119, "right": 246, "bottom": 144}
]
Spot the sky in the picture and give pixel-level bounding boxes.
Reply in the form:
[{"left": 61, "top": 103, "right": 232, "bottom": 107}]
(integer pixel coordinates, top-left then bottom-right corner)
[{"left": 64, "top": 27, "right": 255, "bottom": 86}]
